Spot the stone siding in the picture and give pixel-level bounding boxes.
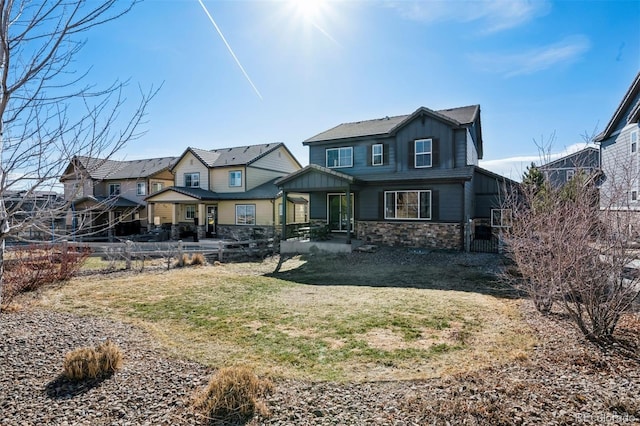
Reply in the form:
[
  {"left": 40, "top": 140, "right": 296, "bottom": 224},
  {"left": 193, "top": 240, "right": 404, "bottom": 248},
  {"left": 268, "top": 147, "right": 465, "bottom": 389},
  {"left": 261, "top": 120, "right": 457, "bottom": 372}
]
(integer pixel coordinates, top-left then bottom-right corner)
[
  {"left": 356, "top": 221, "right": 463, "bottom": 250},
  {"left": 216, "top": 225, "right": 277, "bottom": 241}
]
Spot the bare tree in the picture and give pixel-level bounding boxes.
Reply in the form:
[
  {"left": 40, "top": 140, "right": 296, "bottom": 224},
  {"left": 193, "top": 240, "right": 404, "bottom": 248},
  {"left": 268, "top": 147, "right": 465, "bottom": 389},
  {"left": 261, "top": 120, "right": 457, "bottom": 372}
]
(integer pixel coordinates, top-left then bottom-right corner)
[
  {"left": 502, "top": 135, "right": 640, "bottom": 345},
  {"left": 0, "top": 0, "right": 157, "bottom": 307}
]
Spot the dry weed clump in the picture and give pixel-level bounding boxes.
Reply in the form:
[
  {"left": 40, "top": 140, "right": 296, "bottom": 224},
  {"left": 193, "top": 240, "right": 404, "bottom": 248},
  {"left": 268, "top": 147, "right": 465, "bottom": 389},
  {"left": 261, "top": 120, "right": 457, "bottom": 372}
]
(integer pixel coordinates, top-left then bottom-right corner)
[
  {"left": 62, "top": 340, "right": 123, "bottom": 381},
  {"left": 190, "top": 253, "right": 206, "bottom": 266},
  {"left": 192, "top": 366, "right": 274, "bottom": 423}
]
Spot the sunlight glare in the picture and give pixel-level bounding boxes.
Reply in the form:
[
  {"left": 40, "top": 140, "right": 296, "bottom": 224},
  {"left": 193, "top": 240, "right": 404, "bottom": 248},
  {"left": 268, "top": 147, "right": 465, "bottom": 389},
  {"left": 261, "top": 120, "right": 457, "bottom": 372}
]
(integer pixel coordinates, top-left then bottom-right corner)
[{"left": 291, "top": 0, "right": 326, "bottom": 21}]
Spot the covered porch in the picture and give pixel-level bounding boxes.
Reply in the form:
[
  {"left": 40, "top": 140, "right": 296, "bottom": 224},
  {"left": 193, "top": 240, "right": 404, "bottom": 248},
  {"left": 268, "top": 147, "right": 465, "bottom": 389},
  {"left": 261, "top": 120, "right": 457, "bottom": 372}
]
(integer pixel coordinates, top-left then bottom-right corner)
[
  {"left": 71, "top": 195, "right": 142, "bottom": 241},
  {"left": 277, "top": 164, "right": 361, "bottom": 254}
]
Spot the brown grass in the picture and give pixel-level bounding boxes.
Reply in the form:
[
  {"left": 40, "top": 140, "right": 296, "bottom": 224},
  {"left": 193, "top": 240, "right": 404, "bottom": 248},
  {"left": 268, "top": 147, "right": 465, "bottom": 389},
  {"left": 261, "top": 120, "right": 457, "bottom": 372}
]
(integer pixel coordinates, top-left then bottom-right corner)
[
  {"left": 192, "top": 366, "right": 273, "bottom": 422},
  {"left": 62, "top": 340, "right": 123, "bottom": 381}
]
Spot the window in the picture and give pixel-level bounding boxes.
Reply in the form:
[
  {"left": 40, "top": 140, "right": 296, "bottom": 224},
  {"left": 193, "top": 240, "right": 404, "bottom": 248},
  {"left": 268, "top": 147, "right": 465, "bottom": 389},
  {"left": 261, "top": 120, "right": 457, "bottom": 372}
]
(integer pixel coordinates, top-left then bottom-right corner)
[
  {"left": 632, "top": 191, "right": 638, "bottom": 202},
  {"left": 632, "top": 130, "right": 639, "bottom": 154},
  {"left": 137, "top": 182, "right": 146, "bottom": 196},
  {"left": 566, "top": 169, "right": 575, "bottom": 181},
  {"left": 184, "top": 172, "right": 200, "bottom": 187},
  {"left": 236, "top": 204, "right": 256, "bottom": 225},
  {"left": 491, "top": 209, "right": 512, "bottom": 228},
  {"left": 229, "top": 171, "right": 242, "bottom": 187},
  {"left": 372, "top": 144, "right": 383, "bottom": 166},
  {"left": 72, "top": 183, "right": 83, "bottom": 199},
  {"left": 326, "top": 147, "right": 353, "bottom": 168},
  {"left": 185, "top": 205, "right": 196, "bottom": 220},
  {"left": 108, "top": 183, "right": 121, "bottom": 196},
  {"left": 151, "top": 182, "right": 163, "bottom": 193},
  {"left": 384, "top": 190, "right": 431, "bottom": 220},
  {"left": 415, "top": 139, "right": 432, "bottom": 168}
]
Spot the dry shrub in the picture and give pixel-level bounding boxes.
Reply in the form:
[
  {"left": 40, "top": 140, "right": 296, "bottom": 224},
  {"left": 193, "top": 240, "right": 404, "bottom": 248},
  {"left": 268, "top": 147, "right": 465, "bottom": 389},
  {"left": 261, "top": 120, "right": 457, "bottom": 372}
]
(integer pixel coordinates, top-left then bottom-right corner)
[
  {"left": 62, "top": 340, "right": 123, "bottom": 381},
  {"left": 192, "top": 366, "right": 274, "bottom": 423},
  {"left": 190, "top": 253, "right": 206, "bottom": 266}
]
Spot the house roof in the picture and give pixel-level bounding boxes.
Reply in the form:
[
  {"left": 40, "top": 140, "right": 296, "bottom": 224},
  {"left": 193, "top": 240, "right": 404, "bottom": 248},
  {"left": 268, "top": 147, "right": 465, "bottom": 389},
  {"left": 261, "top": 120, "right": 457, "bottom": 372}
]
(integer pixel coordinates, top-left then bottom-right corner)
[
  {"left": 276, "top": 164, "right": 359, "bottom": 186},
  {"left": 69, "top": 156, "right": 176, "bottom": 181},
  {"left": 539, "top": 146, "right": 600, "bottom": 170},
  {"left": 174, "top": 142, "right": 301, "bottom": 170},
  {"left": 595, "top": 71, "right": 640, "bottom": 142},
  {"left": 73, "top": 195, "right": 142, "bottom": 209},
  {"left": 146, "top": 178, "right": 283, "bottom": 202},
  {"left": 303, "top": 105, "right": 480, "bottom": 144}
]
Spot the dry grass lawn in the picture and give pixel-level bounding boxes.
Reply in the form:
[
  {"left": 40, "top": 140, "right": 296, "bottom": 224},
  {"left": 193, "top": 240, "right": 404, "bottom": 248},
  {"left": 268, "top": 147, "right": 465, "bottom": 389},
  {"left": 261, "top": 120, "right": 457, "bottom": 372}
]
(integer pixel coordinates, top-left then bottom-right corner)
[{"left": 37, "top": 251, "right": 535, "bottom": 381}]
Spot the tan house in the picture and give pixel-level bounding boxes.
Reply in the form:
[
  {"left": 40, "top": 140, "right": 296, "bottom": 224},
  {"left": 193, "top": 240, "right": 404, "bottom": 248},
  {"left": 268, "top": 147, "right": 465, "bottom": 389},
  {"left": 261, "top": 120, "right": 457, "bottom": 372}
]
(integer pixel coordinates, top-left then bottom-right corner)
[
  {"left": 145, "top": 143, "right": 306, "bottom": 241},
  {"left": 61, "top": 156, "right": 176, "bottom": 240}
]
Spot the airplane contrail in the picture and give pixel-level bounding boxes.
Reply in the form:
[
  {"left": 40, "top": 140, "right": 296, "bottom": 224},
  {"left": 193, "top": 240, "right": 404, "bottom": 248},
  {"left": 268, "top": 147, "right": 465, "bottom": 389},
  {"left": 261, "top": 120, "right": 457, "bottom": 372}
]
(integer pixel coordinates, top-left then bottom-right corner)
[{"left": 197, "top": 0, "right": 263, "bottom": 100}]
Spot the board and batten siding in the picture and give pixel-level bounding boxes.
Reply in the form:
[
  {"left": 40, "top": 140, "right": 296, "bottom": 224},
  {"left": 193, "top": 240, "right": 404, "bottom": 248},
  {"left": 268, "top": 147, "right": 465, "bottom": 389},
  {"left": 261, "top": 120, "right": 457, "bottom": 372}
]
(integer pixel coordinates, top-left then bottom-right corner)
[
  {"left": 394, "top": 115, "right": 455, "bottom": 171},
  {"left": 173, "top": 152, "right": 209, "bottom": 190},
  {"left": 473, "top": 171, "right": 505, "bottom": 218}
]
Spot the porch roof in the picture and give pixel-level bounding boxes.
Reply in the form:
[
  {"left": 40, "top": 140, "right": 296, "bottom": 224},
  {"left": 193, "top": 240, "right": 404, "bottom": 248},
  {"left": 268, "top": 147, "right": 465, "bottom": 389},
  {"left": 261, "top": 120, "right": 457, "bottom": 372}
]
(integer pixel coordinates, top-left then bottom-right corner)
[
  {"left": 73, "top": 195, "right": 142, "bottom": 210},
  {"left": 145, "top": 179, "right": 282, "bottom": 202},
  {"left": 276, "top": 164, "right": 358, "bottom": 192}
]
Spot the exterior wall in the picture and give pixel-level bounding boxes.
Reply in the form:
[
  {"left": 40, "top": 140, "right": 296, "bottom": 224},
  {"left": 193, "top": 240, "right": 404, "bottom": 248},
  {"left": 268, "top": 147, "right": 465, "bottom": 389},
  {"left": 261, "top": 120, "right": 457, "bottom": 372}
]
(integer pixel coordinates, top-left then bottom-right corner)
[
  {"left": 307, "top": 135, "right": 397, "bottom": 176},
  {"left": 356, "top": 221, "right": 462, "bottom": 250},
  {"left": 216, "top": 224, "right": 277, "bottom": 241},
  {"left": 473, "top": 171, "right": 505, "bottom": 218},
  {"left": 210, "top": 166, "right": 247, "bottom": 193},
  {"left": 251, "top": 146, "right": 300, "bottom": 173},
  {"left": 540, "top": 148, "right": 599, "bottom": 188},
  {"left": 466, "top": 129, "right": 479, "bottom": 166},
  {"left": 394, "top": 115, "right": 455, "bottom": 171},
  {"left": 245, "top": 167, "right": 286, "bottom": 191},
  {"left": 152, "top": 202, "right": 173, "bottom": 225},
  {"left": 217, "top": 199, "right": 275, "bottom": 226},
  {"left": 173, "top": 151, "right": 210, "bottom": 189},
  {"left": 600, "top": 123, "right": 640, "bottom": 210}
]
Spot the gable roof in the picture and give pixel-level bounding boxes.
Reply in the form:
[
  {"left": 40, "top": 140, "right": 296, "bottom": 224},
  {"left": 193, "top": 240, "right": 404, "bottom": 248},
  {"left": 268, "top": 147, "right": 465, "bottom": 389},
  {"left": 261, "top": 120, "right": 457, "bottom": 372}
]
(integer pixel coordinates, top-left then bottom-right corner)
[
  {"left": 539, "top": 146, "right": 600, "bottom": 170},
  {"left": 595, "top": 71, "right": 640, "bottom": 142},
  {"left": 174, "top": 143, "right": 300, "bottom": 170},
  {"left": 67, "top": 156, "right": 176, "bottom": 181},
  {"left": 303, "top": 105, "right": 480, "bottom": 144}
]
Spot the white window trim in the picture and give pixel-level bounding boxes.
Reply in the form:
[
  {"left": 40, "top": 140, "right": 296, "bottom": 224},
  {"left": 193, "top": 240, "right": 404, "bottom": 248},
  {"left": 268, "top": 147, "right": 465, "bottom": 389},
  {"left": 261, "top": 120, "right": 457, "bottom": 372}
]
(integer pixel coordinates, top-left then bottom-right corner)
[
  {"left": 384, "top": 190, "right": 432, "bottom": 220},
  {"left": 184, "top": 172, "right": 200, "bottom": 188},
  {"left": 326, "top": 147, "right": 353, "bottom": 168},
  {"left": 415, "top": 138, "right": 432, "bottom": 168},
  {"left": 566, "top": 169, "right": 575, "bottom": 181},
  {"left": 185, "top": 205, "right": 196, "bottom": 220},
  {"left": 108, "top": 183, "right": 121, "bottom": 196},
  {"left": 151, "top": 182, "right": 164, "bottom": 193},
  {"left": 372, "top": 144, "right": 383, "bottom": 166},
  {"left": 235, "top": 204, "right": 256, "bottom": 225},
  {"left": 491, "top": 209, "right": 512, "bottom": 228},
  {"left": 229, "top": 170, "right": 242, "bottom": 187},
  {"left": 137, "top": 182, "right": 146, "bottom": 196}
]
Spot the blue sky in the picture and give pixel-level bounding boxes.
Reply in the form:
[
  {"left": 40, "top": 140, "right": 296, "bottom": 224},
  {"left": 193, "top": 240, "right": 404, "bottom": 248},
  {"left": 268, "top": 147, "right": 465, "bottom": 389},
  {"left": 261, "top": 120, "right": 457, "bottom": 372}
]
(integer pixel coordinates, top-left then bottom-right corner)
[{"left": 79, "top": 0, "right": 639, "bottom": 180}]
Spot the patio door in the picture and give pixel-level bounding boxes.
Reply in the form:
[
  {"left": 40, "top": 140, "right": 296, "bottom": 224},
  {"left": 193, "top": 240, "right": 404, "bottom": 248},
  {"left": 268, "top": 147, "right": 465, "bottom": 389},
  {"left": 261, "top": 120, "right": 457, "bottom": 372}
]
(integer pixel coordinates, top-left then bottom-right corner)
[
  {"left": 206, "top": 206, "right": 217, "bottom": 237},
  {"left": 327, "top": 193, "right": 354, "bottom": 232}
]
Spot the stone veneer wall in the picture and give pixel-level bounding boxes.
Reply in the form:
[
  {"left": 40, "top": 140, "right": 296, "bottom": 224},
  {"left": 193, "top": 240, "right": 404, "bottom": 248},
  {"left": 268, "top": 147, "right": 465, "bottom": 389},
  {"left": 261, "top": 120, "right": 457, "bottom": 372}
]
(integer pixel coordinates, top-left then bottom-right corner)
[
  {"left": 356, "top": 221, "right": 463, "bottom": 250},
  {"left": 217, "top": 225, "right": 278, "bottom": 241}
]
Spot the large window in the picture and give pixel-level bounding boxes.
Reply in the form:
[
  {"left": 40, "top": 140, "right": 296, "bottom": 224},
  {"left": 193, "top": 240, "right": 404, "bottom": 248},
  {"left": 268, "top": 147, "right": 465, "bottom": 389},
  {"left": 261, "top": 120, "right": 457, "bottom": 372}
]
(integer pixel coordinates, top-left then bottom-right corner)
[
  {"left": 108, "top": 183, "right": 121, "bottom": 196},
  {"left": 326, "top": 147, "right": 353, "bottom": 168},
  {"left": 184, "top": 172, "right": 200, "bottom": 188},
  {"left": 491, "top": 209, "right": 512, "bottom": 228},
  {"left": 137, "top": 182, "right": 146, "bottom": 196},
  {"left": 236, "top": 204, "right": 256, "bottom": 225},
  {"left": 372, "top": 144, "right": 383, "bottom": 166},
  {"left": 229, "top": 170, "right": 242, "bottom": 187},
  {"left": 384, "top": 190, "right": 431, "bottom": 220},
  {"left": 185, "top": 205, "right": 196, "bottom": 220},
  {"left": 415, "top": 139, "right": 432, "bottom": 168}
]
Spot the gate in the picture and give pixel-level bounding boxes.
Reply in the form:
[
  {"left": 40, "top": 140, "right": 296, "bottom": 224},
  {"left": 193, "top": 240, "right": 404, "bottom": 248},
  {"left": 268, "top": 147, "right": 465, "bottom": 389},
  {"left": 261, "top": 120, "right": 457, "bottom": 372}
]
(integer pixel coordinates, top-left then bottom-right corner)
[{"left": 470, "top": 224, "right": 499, "bottom": 253}]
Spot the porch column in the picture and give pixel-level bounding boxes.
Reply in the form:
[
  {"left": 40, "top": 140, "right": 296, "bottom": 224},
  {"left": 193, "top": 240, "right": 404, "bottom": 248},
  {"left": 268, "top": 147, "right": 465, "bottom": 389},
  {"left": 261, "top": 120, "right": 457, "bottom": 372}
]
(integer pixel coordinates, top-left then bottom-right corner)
[
  {"left": 147, "top": 203, "right": 154, "bottom": 231},
  {"left": 107, "top": 210, "right": 115, "bottom": 242},
  {"left": 345, "top": 184, "right": 351, "bottom": 244},
  {"left": 281, "top": 190, "right": 287, "bottom": 240},
  {"left": 197, "top": 203, "right": 206, "bottom": 240},
  {"left": 170, "top": 203, "right": 180, "bottom": 240}
]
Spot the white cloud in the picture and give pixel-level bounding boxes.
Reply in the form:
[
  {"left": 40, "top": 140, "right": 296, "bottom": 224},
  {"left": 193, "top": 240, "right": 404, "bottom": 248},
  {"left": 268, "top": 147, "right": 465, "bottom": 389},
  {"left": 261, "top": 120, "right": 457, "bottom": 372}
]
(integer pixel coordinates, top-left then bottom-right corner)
[
  {"left": 480, "top": 142, "right": 597, "bottom": 181},
  {"left": 470, "top": 35, "right": 591, "bottom": 77},
  {"left": 387, "top": 0, "right": 551, "bottom": 33}
]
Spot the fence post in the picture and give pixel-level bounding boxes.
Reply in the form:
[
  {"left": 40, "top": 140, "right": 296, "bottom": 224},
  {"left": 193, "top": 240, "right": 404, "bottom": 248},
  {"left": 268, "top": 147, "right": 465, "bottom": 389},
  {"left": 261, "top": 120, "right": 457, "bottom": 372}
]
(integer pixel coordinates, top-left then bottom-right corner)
[
  {"left": 125, "top": 240, "right": 133, "bottom": 270},
  {"left": 178, "top": 240, "right": 184, "bottom": 267}
]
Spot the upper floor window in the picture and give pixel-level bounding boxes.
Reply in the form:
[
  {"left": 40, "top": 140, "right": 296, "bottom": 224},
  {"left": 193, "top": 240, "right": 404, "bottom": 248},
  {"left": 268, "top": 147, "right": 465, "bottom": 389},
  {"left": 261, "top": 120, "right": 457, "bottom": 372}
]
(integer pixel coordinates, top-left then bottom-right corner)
[
  {"left": 184, "top": 172, "right": 200, "bottom": 188},
  {"left": 229, "top": 170, "right": 242, "bottom": 187},
  {"left": 326, "top": 147, "right": 353, "bottom": 168},
  {"left": 137, "top": 182, "right": 146, "bottom": 196},
  {"left": 384, "top": 190, "right": 431, "bottom": 220},
  {"left": 108, "top": 183, "right": 121, "bottom": 196},
  {"left": 566, "top": 169, "right": 575, "bottom": 181},
  {"left": 236, "top": 204, "right": 256, "bottom": 225},
  {"left": 415, "top": 139, "right": 432, "bottom": 168},
  {"left": 372, "top": 144, "right": 383, "bottom": 166},
  {"left": 151, "top": 182, "right": 163, "bottom": 193},
  {"left": 632, "top": 130, "right": 639, "bottom": 154}
]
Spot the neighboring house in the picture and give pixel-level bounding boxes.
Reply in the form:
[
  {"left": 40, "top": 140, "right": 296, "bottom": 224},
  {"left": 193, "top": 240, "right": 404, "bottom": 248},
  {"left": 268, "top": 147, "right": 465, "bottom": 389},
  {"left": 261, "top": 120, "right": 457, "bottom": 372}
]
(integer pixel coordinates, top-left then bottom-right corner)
[
  {"left": 595, "top": 71, "right": 640, "bottom": 214},
  {"left": 539, "top": 147, "right": 600, "bottom": 188},
  {"left": 277, "top": 105, "right": 513, "bottom": 250},
  {"left": 61, "top": 156, "right": 176, "bottom": 240},
  {"left": 144, "top": 142, "right": 305, "bottom": 241},
  {"left": 2, "top": 190, "right": 65, "bottom": 240}
]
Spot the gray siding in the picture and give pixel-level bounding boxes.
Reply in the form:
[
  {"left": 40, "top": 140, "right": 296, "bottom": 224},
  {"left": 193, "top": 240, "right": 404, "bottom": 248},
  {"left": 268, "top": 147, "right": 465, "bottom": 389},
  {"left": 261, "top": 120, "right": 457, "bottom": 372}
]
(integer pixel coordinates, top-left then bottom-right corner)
[
  {"left": 473, "top": 171, "right": 504, "bottom": 218},
  {"left": 600, "top": 124, "right": 640, "bottom": 209}
]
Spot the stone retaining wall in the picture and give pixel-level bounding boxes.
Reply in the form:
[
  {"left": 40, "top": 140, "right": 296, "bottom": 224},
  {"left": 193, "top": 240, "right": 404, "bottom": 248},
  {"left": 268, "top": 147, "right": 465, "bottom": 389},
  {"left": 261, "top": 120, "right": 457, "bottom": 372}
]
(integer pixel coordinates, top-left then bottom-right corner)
[
  {"left": 216, "top": 225, "right": 277, "bottom": 241},
  {"left": 356, "top": 221, "right": 463, "bottom": 250}
]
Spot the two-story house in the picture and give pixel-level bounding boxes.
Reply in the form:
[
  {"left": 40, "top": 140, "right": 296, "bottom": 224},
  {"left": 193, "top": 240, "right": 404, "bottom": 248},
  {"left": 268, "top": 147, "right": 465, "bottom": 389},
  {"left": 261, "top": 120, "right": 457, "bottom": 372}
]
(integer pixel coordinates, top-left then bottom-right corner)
[
  {"left": 144, "top": 142, "right": 306, "bottom": 241},
  {"left": 595, "top": 71, "right": 640, "bottom": 221},
  {"left": 61, "top": 156, "right": 176, "bottom": 240},
  {"left": 277, "top": 105, "right": 512, "bottom": 250},
  {"left": 539, "top": 147, "right": 600, "bottom": 188}
]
